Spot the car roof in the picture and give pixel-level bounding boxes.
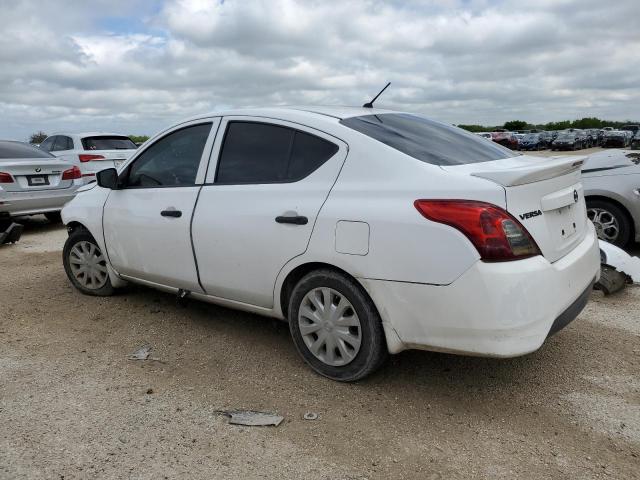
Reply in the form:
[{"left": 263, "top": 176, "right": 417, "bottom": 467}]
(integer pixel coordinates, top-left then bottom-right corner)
[
  {"left": 184, "top": 105, "right": 401, "bottom": 123},
  {"left": 48, "top": 132, "right": 131, "bottom": 138}
]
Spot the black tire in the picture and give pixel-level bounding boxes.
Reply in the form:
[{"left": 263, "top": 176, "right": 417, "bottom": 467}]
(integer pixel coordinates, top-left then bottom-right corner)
[
  {"left": 63, "top": 228, "right": 114, "bottom": 296},
  {"left": 288, "top": 270, "right": 388, "bottom": 382},
  {"left": 586, "top": 199, "right": 632, "bottom": 247},
  {"left": 44, "top": 211, "right": 62, "bottom": 223}
]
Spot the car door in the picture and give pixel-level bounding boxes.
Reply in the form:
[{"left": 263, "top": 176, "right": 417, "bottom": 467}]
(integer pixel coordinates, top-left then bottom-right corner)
[
  {"left": 191, "top": 117, "right": 347, "bottom": 308},
  {"left": 102, "top": 119, "right": 219, "bottom": 292}
]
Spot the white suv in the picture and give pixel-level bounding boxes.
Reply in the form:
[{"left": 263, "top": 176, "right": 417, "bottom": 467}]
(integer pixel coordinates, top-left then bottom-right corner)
[
  {"left": 40, "top": 133, "right": 137, "bottom": 183},
  {"left": 61, "top": 107, "right": 600, "bottom": 381}
]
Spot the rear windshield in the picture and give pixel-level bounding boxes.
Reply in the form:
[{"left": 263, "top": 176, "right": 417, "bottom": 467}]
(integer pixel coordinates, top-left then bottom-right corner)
[
  {"left": 82, "top": 136, "right": 137, "bottom": 151},
  {"left": 0, "top": 141, "right": 55, "bottom": 159},
  {"left": 339, "top": 113, "right": 517, "bottom": 166}
]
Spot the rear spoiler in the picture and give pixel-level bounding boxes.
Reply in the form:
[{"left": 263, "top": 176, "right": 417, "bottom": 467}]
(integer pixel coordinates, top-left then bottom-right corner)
[{"left": 470, "top": 156, "right": 585, "bottom": 187}]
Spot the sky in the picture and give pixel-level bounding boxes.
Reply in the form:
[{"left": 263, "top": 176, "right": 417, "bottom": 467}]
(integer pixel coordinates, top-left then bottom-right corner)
[{"left": 1, "top": 0, "right": 639, "bottom": 141}]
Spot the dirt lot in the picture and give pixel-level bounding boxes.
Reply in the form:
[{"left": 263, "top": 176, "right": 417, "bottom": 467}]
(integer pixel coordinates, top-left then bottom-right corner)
[{"left": 1, "top": 218, "right": 639, "bottom": 479}]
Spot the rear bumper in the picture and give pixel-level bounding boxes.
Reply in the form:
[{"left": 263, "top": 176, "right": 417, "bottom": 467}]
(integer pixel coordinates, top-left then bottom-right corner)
[
  {"left": 0, "top": 188, "right": 78, "bottom": 216},
  {"left": 360, "top": 223, "right": 601, "bottom": 356}
]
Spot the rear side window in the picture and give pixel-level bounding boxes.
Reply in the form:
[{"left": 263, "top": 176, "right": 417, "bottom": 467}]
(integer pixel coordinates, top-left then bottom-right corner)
[
  {"left": 216, "top": 122, "right": 338, "bottom": 184},
  {"left": 39, "top": 137, "right": 55, "bottom": 152},
  {"left": 82, "top": 136, "right": 137, "bottom": 151},
  {"left": 340, "top": 114, "right": 517, "bottom": 166},
  {"left": 125, "top": 123, "right": 212, "bottom": 188},
  {"left": 52, "top": 136, "right": 73, "bottom": 151},
  {"left": 0, "top": 141, "right": 55, "bottom": 159}
]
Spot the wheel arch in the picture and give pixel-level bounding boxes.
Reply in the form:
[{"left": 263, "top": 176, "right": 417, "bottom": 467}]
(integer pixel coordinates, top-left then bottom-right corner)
[
  {"left": 63, "top": 220, "right": 128, "bottom": 289},
  {"left": 277, "top": 260, "right": 405, "bottom": 355},
  {"left": 585, "top": 194, "right": 636, "bottom": 243}
]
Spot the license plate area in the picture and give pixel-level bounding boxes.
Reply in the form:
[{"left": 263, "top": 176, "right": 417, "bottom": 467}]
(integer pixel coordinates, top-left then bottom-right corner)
[
  {"left": 552, "top": 204, "right": 578, "bottom": 240},
  {"left": 27, "top": 175, "right": 49, "bottom": 186}
]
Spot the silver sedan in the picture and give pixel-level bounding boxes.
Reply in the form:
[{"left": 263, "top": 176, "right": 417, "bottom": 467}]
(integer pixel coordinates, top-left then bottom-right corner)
[
  {"left": 0, "top": 141, "right": 83, "bottom": 222},
  {"left": 582, "top": 150, "right": 640, "bottom": 247}
]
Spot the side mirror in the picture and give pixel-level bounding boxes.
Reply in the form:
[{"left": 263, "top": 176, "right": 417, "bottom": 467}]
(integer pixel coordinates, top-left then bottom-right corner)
[{"left": 96, "top": 168, "right": 119, "bottom": 190}]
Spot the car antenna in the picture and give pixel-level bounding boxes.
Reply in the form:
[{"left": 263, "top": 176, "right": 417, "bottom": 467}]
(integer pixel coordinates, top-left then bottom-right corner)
[{"left": 363, "top": 82, "right": 391, "bottom": 108}]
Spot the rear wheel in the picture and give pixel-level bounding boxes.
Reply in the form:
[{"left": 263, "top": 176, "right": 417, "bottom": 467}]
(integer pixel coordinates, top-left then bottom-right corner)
[
  {"left": 288, "top": 270, "right": 387, "bottom": 382},
  {"left": 63, "top": 228, "right": 114, "bottom": 296},
  {"left": 44, "top": 211, "right": 62, "bottom": 223},
  {"left": 587, "top": 200, "right": 631, "bottom": 247}
]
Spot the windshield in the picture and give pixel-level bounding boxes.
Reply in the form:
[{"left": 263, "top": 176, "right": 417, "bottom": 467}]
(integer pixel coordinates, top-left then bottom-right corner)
[
  {"left": 339, "top": 113, "right": 517, "bottom": 166},
  {"left": 0, "top": 141, "right": 55, "bottom": 159},
  {"left": 82, "top": 136, "right": 137, "bottom": 150},
  {"left": 523, "top": 134, "right": 539, "bottom": 141}
]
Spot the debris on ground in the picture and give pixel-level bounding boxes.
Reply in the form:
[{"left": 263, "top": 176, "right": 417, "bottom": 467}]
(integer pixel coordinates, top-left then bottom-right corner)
[
  {"left": 595, "top": 265, "right": 628, "bottom": 295},
  {"left": 128, "top": 344, "right": 152, "bottom": 360},
  {"left": 597, "top": 240, "right": 640, "bottom": 295},
  {"left": 303, "top": 412, "right": 319, "bottom": 420},
  {"left": 218, "top": 410, "right": 284, "bottom": 427},
  {"left": 0, "top": 221, "right": 24, "bottom": 245}
]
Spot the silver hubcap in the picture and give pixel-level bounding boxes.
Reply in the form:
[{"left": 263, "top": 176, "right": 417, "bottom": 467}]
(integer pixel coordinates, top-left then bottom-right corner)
[
  {"left": 298, "top": 287, "right": 362, "bottom": 367},
  {"left": 68, "top": 241, "right": 108, "bottom": 290},
  {"left": 587, "top": 208, "right": 620, "bottom": 243}
]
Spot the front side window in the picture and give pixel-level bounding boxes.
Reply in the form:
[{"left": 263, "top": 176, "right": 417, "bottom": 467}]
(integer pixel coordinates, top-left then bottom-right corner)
[
  {"left": 340, "top": 113, "right": 517, "bottom": 166},
  {"left": 124, "top": 123, "right": 212, "bottom": 188},
  {"left": 216, "top": 122, "right": 338, "bottom": 184}
]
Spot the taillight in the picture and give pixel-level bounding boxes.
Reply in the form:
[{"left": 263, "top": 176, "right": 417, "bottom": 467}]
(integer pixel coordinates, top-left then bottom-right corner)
[
  {"left": 0, "top": 172, "right": 14, "bottom": 183},
  {"left": 79, "top": 154, "right": 105, "bottom": 163},
  {"left": 414, "top": 199, "right": 541, "bottom": 261},
  {"left": 61, "top": 166, "right": 82, "bottom": 180}
]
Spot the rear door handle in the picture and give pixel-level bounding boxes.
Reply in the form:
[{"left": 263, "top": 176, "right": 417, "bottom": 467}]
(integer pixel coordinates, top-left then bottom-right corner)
[
  {"left": 161, "top": 209, "right": 182, "bottom": 218},
  {"left": 275, "top": 215, "right": 308, "bottom": 225}
]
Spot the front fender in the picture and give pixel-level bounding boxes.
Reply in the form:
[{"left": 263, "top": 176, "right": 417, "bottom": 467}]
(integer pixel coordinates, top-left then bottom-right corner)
[{"left": 62, "top": 186, "right": 127, "bottom": 288}]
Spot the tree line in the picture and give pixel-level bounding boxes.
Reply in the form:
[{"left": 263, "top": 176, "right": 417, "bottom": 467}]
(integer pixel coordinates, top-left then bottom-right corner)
[{"left": 457, "top": 117, "right": 639, "bottom": 133}]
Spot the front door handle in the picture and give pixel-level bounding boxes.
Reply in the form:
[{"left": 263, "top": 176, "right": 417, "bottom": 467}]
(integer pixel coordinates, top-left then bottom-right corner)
[
  {"left": 161, "top": 209, "right": 182, "bottom": 218},
  {"left": 275, "top": 215, "right": 308, "bottom": 225}
]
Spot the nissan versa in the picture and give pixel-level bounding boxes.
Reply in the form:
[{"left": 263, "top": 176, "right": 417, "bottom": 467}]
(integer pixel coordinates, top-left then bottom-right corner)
[{"left": 61, "top": 107, "right": 601, "bottom": 381}]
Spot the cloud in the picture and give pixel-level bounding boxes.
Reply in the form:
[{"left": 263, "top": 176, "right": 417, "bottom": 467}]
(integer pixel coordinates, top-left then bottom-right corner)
[{"left": 0, "top": 0, "right": 638, "bottom": 140}]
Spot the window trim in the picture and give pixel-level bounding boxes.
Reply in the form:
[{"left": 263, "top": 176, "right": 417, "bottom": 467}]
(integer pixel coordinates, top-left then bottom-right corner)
[
  {"left": 212, "top": 120, "right": 340, "bottom": 186},
  {"left": 117, "top": 121, "right": 217, "bottom": 190}
]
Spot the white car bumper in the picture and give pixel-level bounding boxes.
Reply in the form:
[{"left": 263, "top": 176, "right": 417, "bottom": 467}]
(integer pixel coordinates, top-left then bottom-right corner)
[{"left": 360, "top": 223, "right": 601, "bottom": 356}]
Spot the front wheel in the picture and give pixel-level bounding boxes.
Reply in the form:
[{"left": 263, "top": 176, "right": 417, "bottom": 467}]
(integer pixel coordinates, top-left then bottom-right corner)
[
  {"left": 587, "top": 200, "right": 631, "bottom": 247},
  {"left": 288, "top": 270, "right": 387, "bottom": 382},
  {"left": 63, "top": 228, "right": 114, "bottom": 296}
]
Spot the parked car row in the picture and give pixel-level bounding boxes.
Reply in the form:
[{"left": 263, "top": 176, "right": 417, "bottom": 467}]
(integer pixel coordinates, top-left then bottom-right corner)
[
  {"left": 0, "top": 133, "right": 137, "bottom": 224},
  {"left": 475, "top": 125, "right": 639, "bottom": 151}
]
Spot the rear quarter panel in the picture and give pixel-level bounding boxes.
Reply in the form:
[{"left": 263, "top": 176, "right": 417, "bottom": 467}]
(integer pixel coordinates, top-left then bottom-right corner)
[{"left": 276, "top": 133, "right": 507, "bottom": 296}]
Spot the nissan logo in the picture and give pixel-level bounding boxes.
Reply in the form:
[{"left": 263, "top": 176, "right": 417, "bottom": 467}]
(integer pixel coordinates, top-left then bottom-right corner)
[
  {"left": 35, "top": 167, "right": 41, "bottom": 173},
  {"left": 574, "top": 189, "right": 579, "bottom": 203}
]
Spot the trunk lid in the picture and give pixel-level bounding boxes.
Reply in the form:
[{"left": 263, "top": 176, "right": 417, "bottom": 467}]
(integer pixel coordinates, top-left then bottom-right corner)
[
  {"left": 0, "top": 158, "right": 75, "bottom": 192},
  {"left": 84, "top": 149, "right": 135, "bottom": 168},
  {"left": 442, "top": 155, "right": 588, "bottom": 263}
]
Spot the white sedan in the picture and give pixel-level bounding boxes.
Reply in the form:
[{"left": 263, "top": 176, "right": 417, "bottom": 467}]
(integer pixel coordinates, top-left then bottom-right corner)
[
  {"left": 61, "top": 107, "right": 600, "bottom": 381},
  {"left": 40, "top": 132, "right": 137, "bottom": 183}
]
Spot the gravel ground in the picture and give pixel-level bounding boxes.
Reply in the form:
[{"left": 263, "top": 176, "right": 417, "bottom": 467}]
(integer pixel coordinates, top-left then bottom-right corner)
[{"left": 1, "top": 217, "right": 639, "bottom": 479}]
